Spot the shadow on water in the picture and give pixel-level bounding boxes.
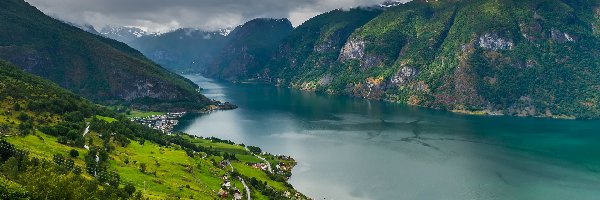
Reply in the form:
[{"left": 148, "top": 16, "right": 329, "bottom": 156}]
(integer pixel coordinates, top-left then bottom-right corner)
[
  {"left": 180, "top": 74, "right": 600, "bottom": 173},
  {"left": 178, "top": 74, "right": 600, "bottom": 200}
]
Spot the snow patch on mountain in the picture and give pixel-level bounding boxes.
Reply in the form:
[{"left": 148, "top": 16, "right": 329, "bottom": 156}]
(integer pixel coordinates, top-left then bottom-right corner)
[
  {"left": 218, "top": 28, "right": 233, "bottom": 36},
  {"left": 100, "top": 26, "right": 155, "bottom": 43},
  {"left": 379, "top": 0, "right": 405, "bottom": 8}
]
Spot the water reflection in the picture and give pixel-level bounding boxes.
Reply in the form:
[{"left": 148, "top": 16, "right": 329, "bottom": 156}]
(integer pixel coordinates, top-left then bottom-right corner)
[{"left": 177, "top": 74, "right": 600, "bottom": 200}]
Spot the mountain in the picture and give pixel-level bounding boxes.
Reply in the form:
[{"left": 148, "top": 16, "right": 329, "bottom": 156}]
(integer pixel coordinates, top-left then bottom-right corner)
[
  {"left": 0, "top": 0, "right": 211, "bottom": 111},
  {"left": 209, "top": 0, "right": 600, "bottom": 119},
  {"left": 129, "top": 28, "right": 231, "bottom": 73},
  {"left": 66, "top": 22, "right": 101, "bottom": 35},
  {"left": 379, "top": 1, "right": 406, "bottom": 8},
  {"left": 266, "top": 8, "right": 383, "bottom": 85},
  {"left": 0, "top": 60, "right": 307, "bottom": 199},
  {"left": 100, "top": 26, "right": 151, "bottom": 43},
  {"left": 205, "top": 18, "right": 294, "bottom": 81}
]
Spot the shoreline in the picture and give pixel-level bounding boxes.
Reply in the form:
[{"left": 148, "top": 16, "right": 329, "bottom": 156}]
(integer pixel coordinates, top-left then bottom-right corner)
[
  {"left": 216, "top": 76, "right": 586, "bottom": 120},
  {"left": 128, "top": 107, "right": 308, "bottom": 199},
  {"left": 183, "top": 73, "right": 586, "bottom": 120}
]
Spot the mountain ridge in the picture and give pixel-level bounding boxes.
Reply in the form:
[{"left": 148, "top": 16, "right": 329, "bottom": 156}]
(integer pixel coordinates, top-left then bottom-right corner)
[
  {"left": 205, "top": 18, "right": 294, "bottom": 81},
  {"left": 0, "top": 60, "right": 307, "bottom": 199},
  {"left": 0, "top": 0, "right": 212, "bottom": 111},
  {"left": 129, "top": 28, "right": 231, "bottom": 73},
  {"left": 208, "top": 0, "right": 600, "bottom": 119}
]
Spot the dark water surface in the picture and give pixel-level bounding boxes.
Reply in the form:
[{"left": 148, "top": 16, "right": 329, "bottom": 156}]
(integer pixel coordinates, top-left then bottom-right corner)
[{"left": 176, "top": 74, "right": 600, "bottom": 200}]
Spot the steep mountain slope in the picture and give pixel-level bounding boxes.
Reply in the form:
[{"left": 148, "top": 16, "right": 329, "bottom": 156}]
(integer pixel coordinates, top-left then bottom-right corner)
[
  {"left": 336, "top": 0, "right": 600, "bottom": 118},
  {"left": 129, "top": 28, "right": 230, "bottom": 73},
  {"left": 266, "top": 8, "right": 383, "bottom": 86},
  {"left": 0, "top": 61, "right": 307, "bottom": 199},
  {"left": 66, "top": 22, "right": 101, "bottom": 35},
  {"left": 206, "top": 18, "right": 294, "bottom": 81},
  {"left": 0, "top": 0, "right": 210, "bottom": 111},
  {"left": 259, "top": 0, "right": 600, "bottom": 119}
]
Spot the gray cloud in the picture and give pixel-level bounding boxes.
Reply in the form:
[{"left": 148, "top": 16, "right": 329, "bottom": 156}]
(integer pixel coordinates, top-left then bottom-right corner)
[{"left": 25, "top": 0, "right": 402, "bottom": 33}]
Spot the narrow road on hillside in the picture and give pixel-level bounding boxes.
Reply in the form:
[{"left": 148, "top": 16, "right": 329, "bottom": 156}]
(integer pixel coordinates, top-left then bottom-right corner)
[
  {"left": 83, "top": 123, "right": 90, "bottom": 137},
  {"left": 228, "top": 161, "right": 234, "bottom": 172},
  {"left": 239, "top": 177, "right": 251, "bottom": 200},
  {"left": 244, "top": 147, "right": 273, "bottom": 173},
  {"left": 227, "top": 160, "right": 251, "bottom": 200},
  {"left": 83, "top": 123, "right": 90, "bottom": 150}
]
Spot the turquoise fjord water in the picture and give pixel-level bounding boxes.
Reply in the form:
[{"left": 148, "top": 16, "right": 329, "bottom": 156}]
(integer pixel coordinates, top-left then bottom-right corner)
[{"left": 176, "top": 74, "right": 600, "bottom": 200}]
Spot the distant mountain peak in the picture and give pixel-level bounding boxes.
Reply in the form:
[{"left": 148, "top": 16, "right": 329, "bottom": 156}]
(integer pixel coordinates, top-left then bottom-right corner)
[
  {"left": 63, "top": 22, "right": 100, "bottom": 35},
  {"left": 218, "top": 28, "right": 233, "bottom": 36},
  {"left": 100, "top": 25, "right": 151, "bottom": 43},
  {"left": 379, "top": 0, "right": 405, "bottom": 8}
]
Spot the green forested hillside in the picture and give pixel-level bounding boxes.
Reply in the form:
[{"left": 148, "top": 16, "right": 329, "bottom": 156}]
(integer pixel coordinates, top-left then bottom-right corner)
[
  {"left": 256, "top": 0, "right": 600, "bottom": 119},
  {"left": 266, "top": 8, "right": 383, "bottom": 87},
  {"left": 0, "top": 61, "right": 307, "bottom": 199},
  {"left": 0, "top": 0, "right": 211, "bottom": 111},
  {"left": 206, "top": 18, "right": 294, "bottom": 81}
]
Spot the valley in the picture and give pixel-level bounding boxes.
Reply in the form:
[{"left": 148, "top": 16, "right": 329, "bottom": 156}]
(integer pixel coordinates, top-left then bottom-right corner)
[
  {"left": 122, "top": 0, "right": 600, "bottom": 119},
  {"left": 2, "top": 0, "right": 600, "bottom": 199},
  {"left": 0, "top": 61, "right": 308, "bottom": 199}
]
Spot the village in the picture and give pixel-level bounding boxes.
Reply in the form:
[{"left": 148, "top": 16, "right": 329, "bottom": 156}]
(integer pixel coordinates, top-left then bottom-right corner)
[
  {"left": 129, "top": 112, "right": 186, "bottom": 134},
  {"left": 214, "top": 152, "right": 301, "bottom": 199},
  {"left": 217, "top": 174, "right": 244, "bottom": 200}
]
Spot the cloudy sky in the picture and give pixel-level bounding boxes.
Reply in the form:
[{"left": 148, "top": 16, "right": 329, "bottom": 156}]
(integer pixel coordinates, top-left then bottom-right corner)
[{"left": 25, "top": 0, "right": 403, "bottom": 33}]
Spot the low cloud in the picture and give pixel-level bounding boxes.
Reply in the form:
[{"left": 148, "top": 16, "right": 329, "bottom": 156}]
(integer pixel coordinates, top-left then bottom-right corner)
[{"left": 25, "top": 0, "right": 408, "bottom": 33}]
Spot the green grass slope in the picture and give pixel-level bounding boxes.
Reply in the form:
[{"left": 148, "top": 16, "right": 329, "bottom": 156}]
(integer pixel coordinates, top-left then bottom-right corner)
[{"left": 0, "top": 61, "right": 307, "bottom": 199}]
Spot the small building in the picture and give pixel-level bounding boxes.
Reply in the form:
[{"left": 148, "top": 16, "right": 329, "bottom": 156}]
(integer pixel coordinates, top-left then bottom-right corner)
[
  {"left": 217, "top": 188, "right": 228, "bottom": 198},
  {"left": 222, "top": 181, "right": 231, "bottom": 188},
  {"left": 234, "top": 190, "right": 242, "bottom": 200}
]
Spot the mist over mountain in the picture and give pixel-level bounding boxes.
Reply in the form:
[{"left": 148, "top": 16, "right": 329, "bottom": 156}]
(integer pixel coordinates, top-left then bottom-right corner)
[{"left": 128, "top": 28, "right": 232, "bottom": 73}]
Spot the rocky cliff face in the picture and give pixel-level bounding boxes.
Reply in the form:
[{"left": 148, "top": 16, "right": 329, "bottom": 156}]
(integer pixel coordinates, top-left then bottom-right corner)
[
  {"left": 282, "top": 0, "right": 600, "bottom": 118},
  {"left": 199, "top": 0, "right": 600, "bottom": 118},
  {"left": 339, "top": 37, "right": 385, "bottom": 70},
  {"left": 478, "top": 33, "right": 514, "bottom": 51},
  {"left": 265, "top": 8, "right": 383, "bottom": 90},
  {"left": 339, "top": 39, "right": 366, "bottom": 62}
]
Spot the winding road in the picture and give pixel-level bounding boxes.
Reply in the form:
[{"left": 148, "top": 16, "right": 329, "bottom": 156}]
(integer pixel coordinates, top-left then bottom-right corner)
[
  {"left": 239, "top": 177, "right": 251, "bottom": 200},
  {"left": 83, "top": 123, "right": 90, "bottom": 150},
  {"left": 244, "top": 147, "right": 273, "bottom": 173},
  {"left": 228, "top": 160, "right": 251, "bottom": 200}
]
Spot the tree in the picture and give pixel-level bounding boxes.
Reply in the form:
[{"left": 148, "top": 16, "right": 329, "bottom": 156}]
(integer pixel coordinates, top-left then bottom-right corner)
[
  {"left": 17, "top": 113, "right": 29, "bottom": 122},
  {"left": 0, "top": 176, "right": 29, "bottom": 199},
  {"left": 73, "top": 166, "right": 82, "bottom": 175},
  {"left": 69, "top": 149, "right": 79, "bottom": 158},
  {"left": 64, "top": 159, "right": 74, "bottom": 170},
  {"left": 247, "top": 146, "right": 262, "bottom": 154},
  {"left": 123, "top": 182, "right": 136, "bottom": 196},
  {"left": 139, "top": 163, "right": 146, "bottom": 173},
  {"left": 13, "top": 103, "right": 21, "bottom": 111}
]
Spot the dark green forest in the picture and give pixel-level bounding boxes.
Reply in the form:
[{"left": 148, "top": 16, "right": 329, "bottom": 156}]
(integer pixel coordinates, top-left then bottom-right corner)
[{"left": 0, "top": 0, "right": 211, "bottom": 111}]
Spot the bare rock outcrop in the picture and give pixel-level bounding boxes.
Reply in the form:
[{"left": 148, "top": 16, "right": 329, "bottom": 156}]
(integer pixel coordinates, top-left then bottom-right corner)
[
  {"left": 478, "top": 33, "right": 514, "bottom": 51},
  {"left": 339, "top": 39, "right": 366, "bottom": 62}
]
